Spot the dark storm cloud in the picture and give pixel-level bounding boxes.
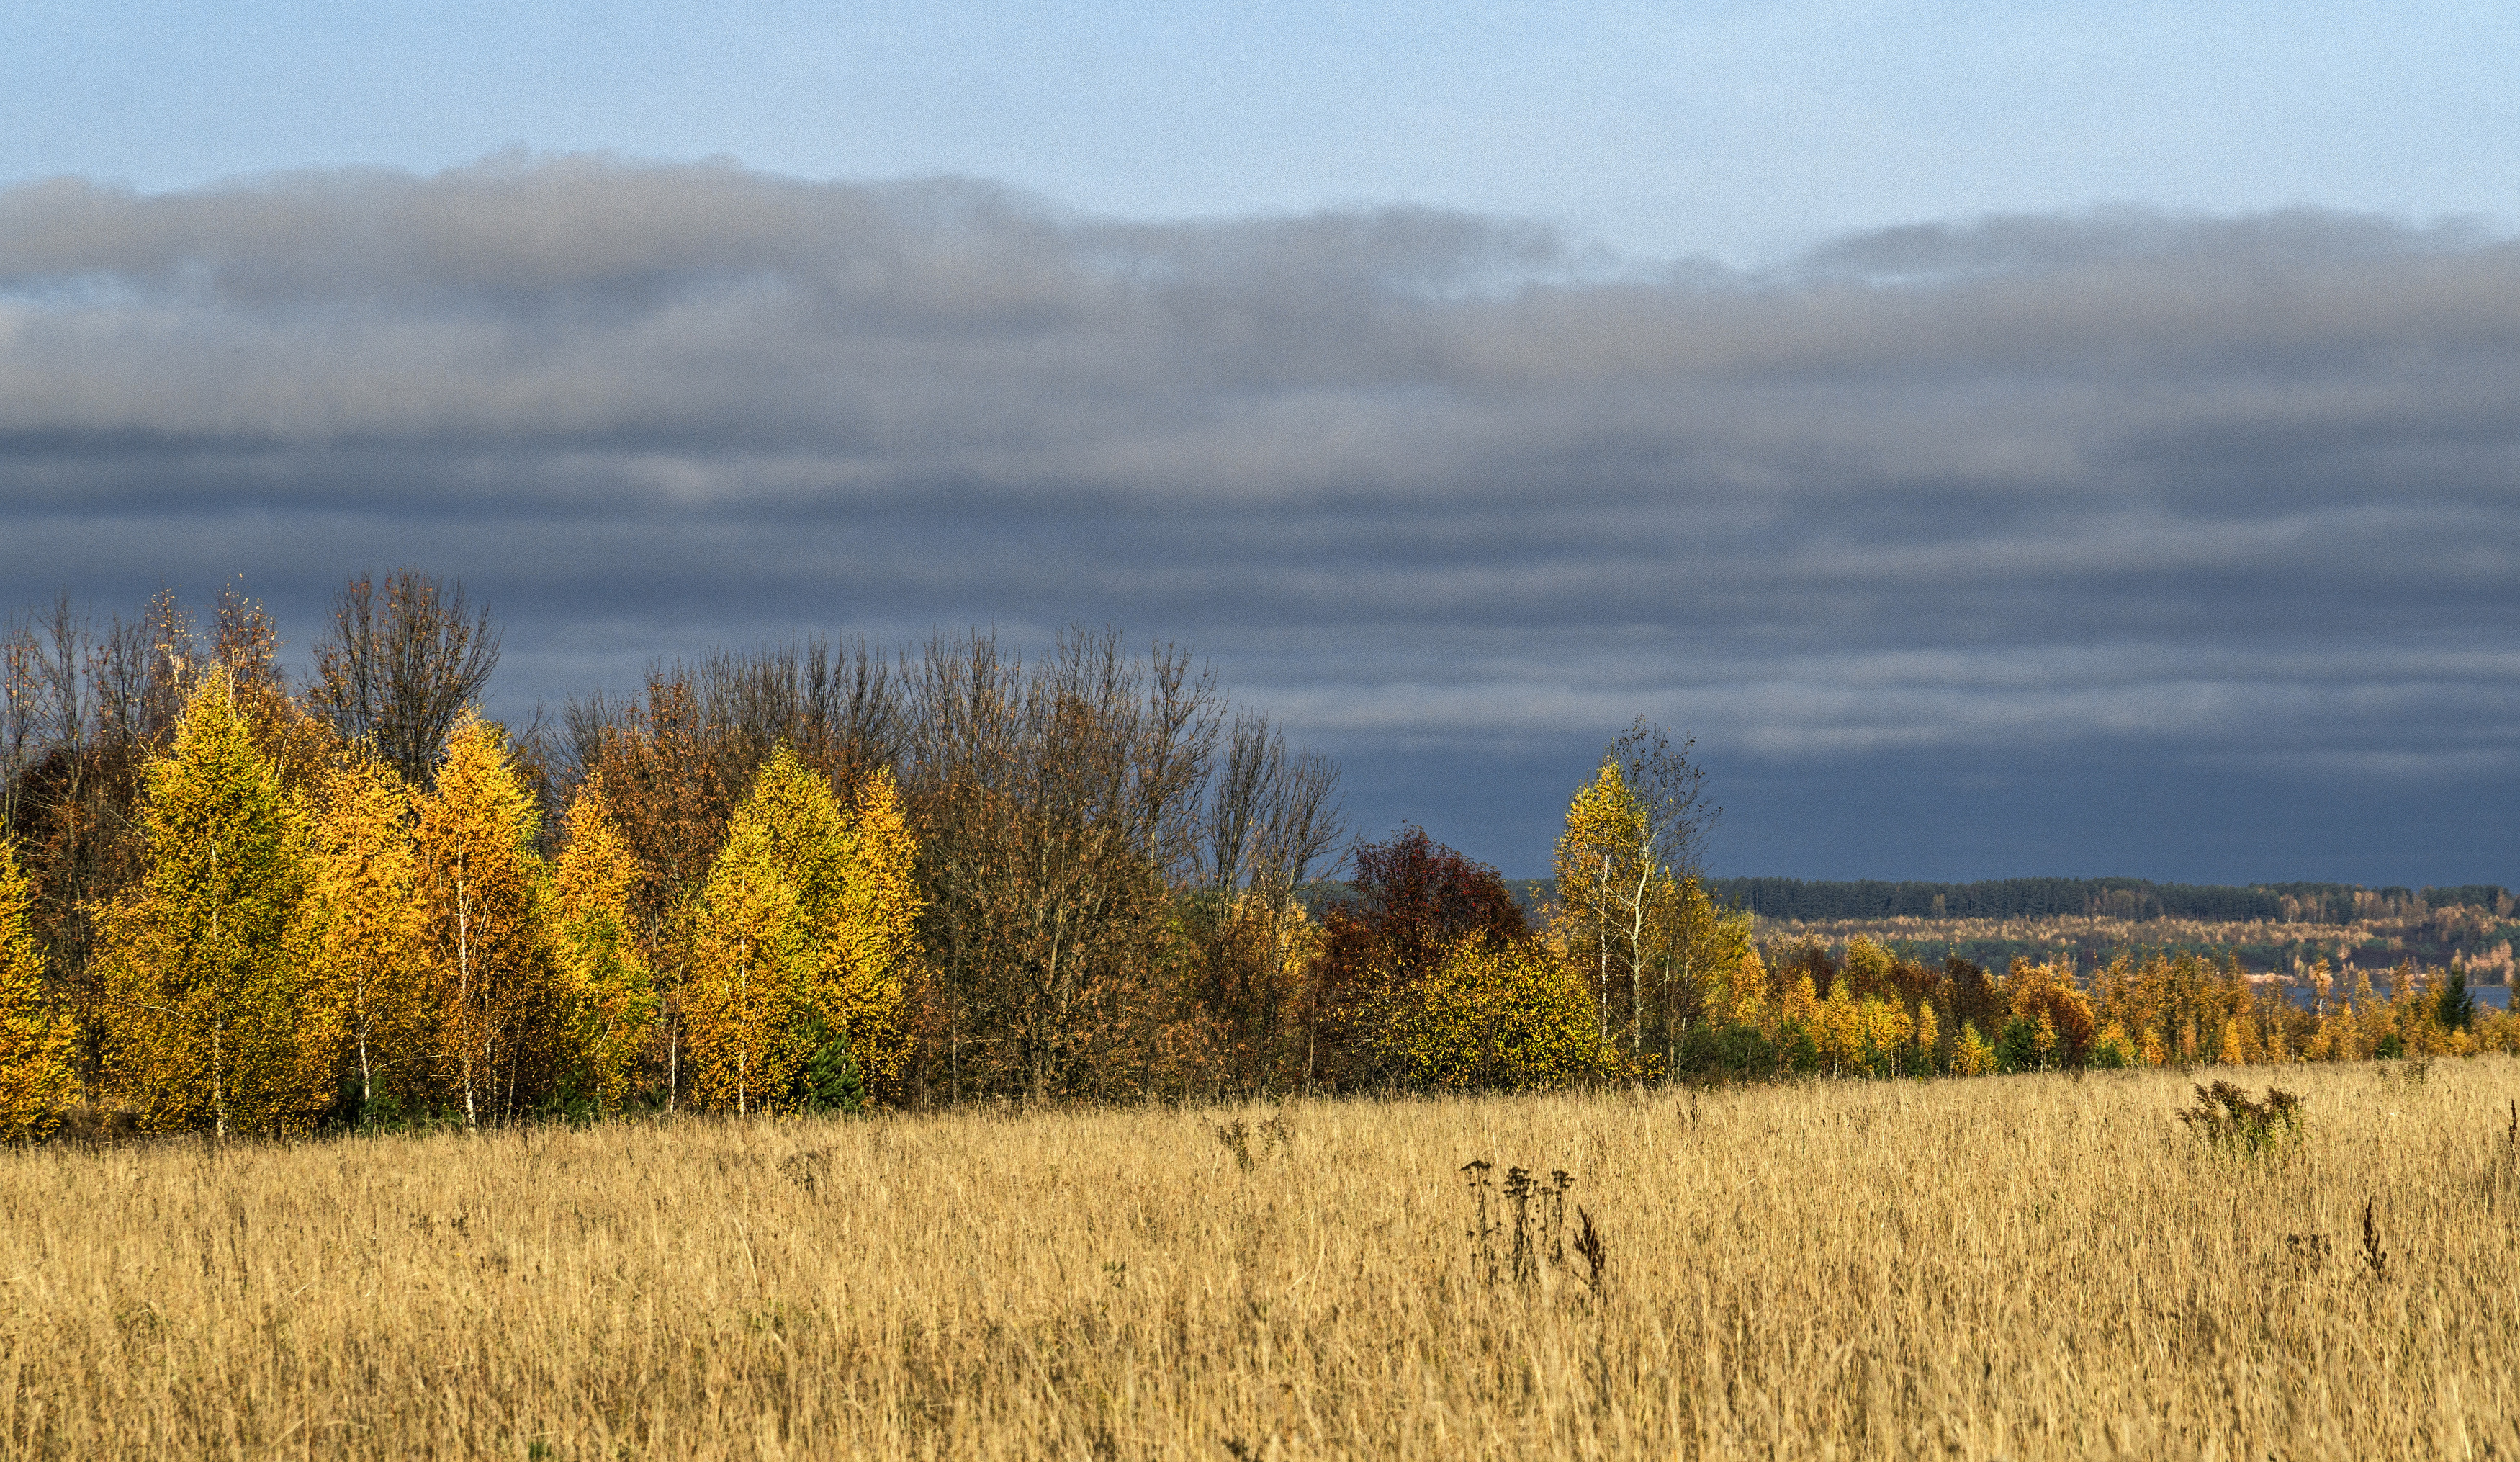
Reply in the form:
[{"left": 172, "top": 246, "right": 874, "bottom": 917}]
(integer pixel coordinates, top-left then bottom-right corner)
[{"left": 4, "top": 156, "right": 2516, "bottom": 876}]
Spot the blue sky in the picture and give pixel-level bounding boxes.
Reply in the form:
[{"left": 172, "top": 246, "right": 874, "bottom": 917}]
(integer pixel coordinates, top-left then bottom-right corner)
[
  {"left": 4, "top": 4, "right": 2519, "bottom": 885},
  {"left": 11, "top": 1, "right": 2519, "bottom": 261}
]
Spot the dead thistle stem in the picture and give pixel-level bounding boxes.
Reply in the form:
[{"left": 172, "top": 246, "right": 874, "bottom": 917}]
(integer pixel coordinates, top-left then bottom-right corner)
[
  {"left": 1506, "top": 1167, "right": 1536, "bottom": 1286},
  {"left": 1460, "top": 1160, "right": 1497, "bottom": 1289},
  {"left": 1215, "top": 1119, "right": 1253, "bottom": 1172},
  {"left": 2360, "top": 1197, "right": 2389, "bottom": 1283},
  {"left": 1574, "top": 1207, "right": 1607, "bottom": 1298},
  {"left": 1462, "top": 1160, "right": 1581, "bottom": 1293}
]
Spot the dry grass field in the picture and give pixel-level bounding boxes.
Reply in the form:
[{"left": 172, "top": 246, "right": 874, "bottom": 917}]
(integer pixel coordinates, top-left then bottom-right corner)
[{"left": 6, "top": 1060, "right": 2520, "bottom": 1460}]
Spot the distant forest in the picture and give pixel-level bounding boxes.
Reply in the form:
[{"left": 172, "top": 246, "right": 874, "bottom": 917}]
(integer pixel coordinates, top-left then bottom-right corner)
[{"left": 1473, "top": 877, "right": 2514, "bottom": 925}]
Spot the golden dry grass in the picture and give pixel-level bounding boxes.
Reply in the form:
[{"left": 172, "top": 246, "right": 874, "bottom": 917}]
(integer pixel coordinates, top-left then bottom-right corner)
[{"left": 7, "top": 1059, "right": 2520, "bottom": 1459}]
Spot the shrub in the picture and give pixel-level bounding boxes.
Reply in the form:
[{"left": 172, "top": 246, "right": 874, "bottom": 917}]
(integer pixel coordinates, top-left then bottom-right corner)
[
  {"left": 1676, "top": 1021, "right": 1775, "bottom": 1077},
  {"left": 1994, "top": 1018, "right": 2043, "bottom": 1073},
  {"left": 2177, "top": 1080, "right": 2303, "bottom": 1154},
  {"left": 1372, "top": 937, "right": 1615, "bottom": 1092}
]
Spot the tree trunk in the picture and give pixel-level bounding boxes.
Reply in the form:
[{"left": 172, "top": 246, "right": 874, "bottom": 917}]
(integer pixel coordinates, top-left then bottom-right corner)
[{"left": 456, "top": 868, "right": 475, "bottom": 1129}]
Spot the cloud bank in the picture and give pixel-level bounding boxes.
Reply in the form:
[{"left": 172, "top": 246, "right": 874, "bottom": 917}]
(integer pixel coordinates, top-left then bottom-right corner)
[{"left": 4, "top": 156, "right": 2516, "bottom": 879}]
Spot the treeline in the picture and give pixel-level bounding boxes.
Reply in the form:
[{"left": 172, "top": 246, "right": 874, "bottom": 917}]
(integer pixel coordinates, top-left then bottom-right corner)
[
  {"left": 1704, "top": 876, "right": 2515, "bottom": 924},
  {"left": 1677, "top": 939, "right": 2511, "bottom": 1078},
  {"left": 0, "top": 575, "right": 1397, "bottom": 1137},
  {"left": 4, "top": 576, "right": 2514, "bottom": 1142}
]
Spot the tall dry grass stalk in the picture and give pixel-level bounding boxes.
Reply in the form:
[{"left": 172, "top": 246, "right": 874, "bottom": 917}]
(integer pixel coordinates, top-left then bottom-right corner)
[{"left": 5, "top": 1060, "right": 2518, "bottom": 1458}]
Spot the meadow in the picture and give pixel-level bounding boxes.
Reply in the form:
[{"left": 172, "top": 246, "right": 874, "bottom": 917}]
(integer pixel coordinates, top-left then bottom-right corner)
[{"left": 6, "top": 1058, "right": 2519, "bottom": 1459}]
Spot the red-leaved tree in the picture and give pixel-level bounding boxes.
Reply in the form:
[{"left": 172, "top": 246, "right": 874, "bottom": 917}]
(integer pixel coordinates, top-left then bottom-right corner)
[{"left": 1297, "top": 825, "right": 1527, "bottom": 1089}]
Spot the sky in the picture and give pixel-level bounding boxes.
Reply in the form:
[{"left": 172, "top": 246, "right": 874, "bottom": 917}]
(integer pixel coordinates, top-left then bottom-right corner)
[{"left": 3, "top": 4, "right": 2518, "bottom": 884}]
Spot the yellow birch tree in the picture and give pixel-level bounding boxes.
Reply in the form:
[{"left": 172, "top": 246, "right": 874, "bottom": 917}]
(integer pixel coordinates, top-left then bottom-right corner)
[
  {"left": 685, "top": 815, "right": 810, "bottom": 1113},
  {"left": 294, "top": 753, "right": 429, "bottom": 1117},
  {"left": 714, "top": 750, "right": 920, "bottom": 1107},
  {"left": 97, "top": 673, "right": 323, "bottom": 1136},
  {"left": 0, "top": 838, "right": 74, "bottom": 1141},
  {"left": 415, "top": 714, "right": 562, "bottom": 1126},
  {"left": 830, "top": 767, "right": 919, "bottom": 1085},
  {"left": 552, "top": 773, "right": 657, "bottom": 1112},
  {"left": 1551, "top": 763, "right": 1644, "bottom": 1044}
]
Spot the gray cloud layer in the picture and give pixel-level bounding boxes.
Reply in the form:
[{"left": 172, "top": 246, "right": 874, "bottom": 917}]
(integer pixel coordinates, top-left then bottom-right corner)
[{"left": 4, "top": 156, "right": 2516, "bottom": 878}]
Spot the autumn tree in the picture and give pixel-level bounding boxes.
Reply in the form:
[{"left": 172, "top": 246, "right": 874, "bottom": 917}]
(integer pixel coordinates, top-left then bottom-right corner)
[
  {"left": 415, "top": 714, "right": 564, "bottom": 1126},
  {"left": 1648, "top": 874, "right": 1755, "bottom": 1066},
  {"left": 1553, "top": 761, "right": 1639, "bottom": 1041},
  {"left": 576, "top": 674, "right": 731, "bottom": 1108},
  {"left": 685, "top": 815, "right": 811, "bottom": 1113},
  {"left": 96, "top": 673, "right": 323, "bottom": 1136},
  {"left": 2000, "top": 959, "right": 2098, "bottom": 1069},
  {"left": 567, "top": 640, "right": 905, "bottom": 1010},
  {"left": 307, "top": 570, "right": 500, "bottom": 791},
  {"left": 1552, "top": 723, "right": 1720, "bottom": 1057},
  {"left": 1187, "top": 712, "right": 1344, "bottom": 1087},
  {"left": 0, "top": 837, "right": 73, "bottom": 1140},
  {"left": 6, "top": 588, "right": 197, "bottom": 1093},
  {"left": 829, "top": 766, "right": 919, "bottom": 1093},
  {"left": 293, "top": 752, "right": 428, "bottom": 1116},
  {"left": 551, "top": 773, "right": 657, "bottom": 1112},
  {"left": 902, "top": 630, "right": 1214, "bottom": 1101},
  {"left": 1372, "top": 935, "right": 1614, "bottom": 1091},
  {"left": 703, "top": 748, "right": 918, "bottom": 1108},
  {"left": 1302, "top": 825, "right": 1528, "bottom": 1088},
  {"left": 207, "top": 582, "right": 339, "bottom": 791}
]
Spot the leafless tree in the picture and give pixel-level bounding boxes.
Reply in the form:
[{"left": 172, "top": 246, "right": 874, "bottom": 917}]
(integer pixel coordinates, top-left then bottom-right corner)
[
  {"left": 1611, "top": 718, "right": 1718, "bottom": 886},
  {"left": 307, "top": 570, "right": 500, "bottom": 789},
  {"left": 1197, "top": 712, "right": 1344, "bottom": 1082},
  {"left": 902, "top": 627, "right": 1226, "bottom": 1099}
]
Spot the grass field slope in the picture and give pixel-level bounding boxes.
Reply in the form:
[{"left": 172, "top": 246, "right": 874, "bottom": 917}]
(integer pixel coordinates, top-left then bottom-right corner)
[{"left": 6, "top": 1060, "right": 2519, "bottom": 1459}]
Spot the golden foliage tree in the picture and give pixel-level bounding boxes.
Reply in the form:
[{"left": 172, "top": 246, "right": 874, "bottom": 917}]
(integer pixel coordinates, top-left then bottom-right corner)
[
  {"left": 415, "top": 714, "right": 564, "bottom": 1126},
  {"left": 0, "top": 838, "right": 74, "bottom": 1141},
  {"left": 97, "top": 673, "right": 323, "bottom": 1136},
  {"left": 684, "top": 815, "right": 811, "bottom": 1113},
  {"left": 830, "top": 766, "right": 919, "bottom": 1085},
  {"left": 1648, "top": 872, "right": 1755, "bottom": 1066},
  {"left": 1953, "top": 1022, "right": 1997, "bottom": 1076},
  {"left": 551, "top": 773, "right": 657, "bottom": 1112},
  {"left": 294, "top": 753, "right": 428, "bottom": 1114},
  {"left": 1552, "top": 762, "right": 1644, "bottom": 1043},
  {"left": 685, "top": 750, "right": 921, "bottom": 1110},
  {"left": 1552, "top": 747, "right": 1732, "bottom": 1066},
  {"left": 2002, "top": 959, "right": 2098, "bottom": 1066},
  {"left": 1372, "top": 936, "right": 1615, "bottom": 1091}
]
